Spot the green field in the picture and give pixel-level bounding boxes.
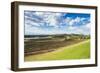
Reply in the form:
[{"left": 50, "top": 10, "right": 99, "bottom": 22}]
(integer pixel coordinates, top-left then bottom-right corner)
[{"left": 25, "top": 40, "right": 90, "bottom": 61}]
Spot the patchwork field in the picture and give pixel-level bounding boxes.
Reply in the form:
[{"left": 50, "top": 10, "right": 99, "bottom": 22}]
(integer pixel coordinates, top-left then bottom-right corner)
[{"left": 25, "top": 40, "right": 90, "bottom": 61}]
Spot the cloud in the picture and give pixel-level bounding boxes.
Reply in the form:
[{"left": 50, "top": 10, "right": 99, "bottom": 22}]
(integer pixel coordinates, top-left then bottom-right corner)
[
  {"left": 24, "top": 11, "right": 90, "bottom": 35},
  {"left": 43, "top": 13, "right": 58, "bottom": 27},
  {"left": 65, "top": 16, "right": 91, "bottom": 35},
  {"left": 41, "top": 12, "right": 63, "bottom": 28},
  {"left": 25, "top": 24, "right": 46, "bottom": 35},
  {"left": 66, "top": 26, "right": 90, "bottom": 35},
  {"left": 25, "top": 11, "right": 62, "bottom": 28},
  {"left": 64, "top": 17, "right": 72, "bottom": 25},
  {"left": 64, "top": 16, "right": 90, "bottom": 27},
  {"left": 85, "top": 23, "right": 90, "bottom": 29},
  {"left": 34, "top": 11, "right": 44, "bottom": 16},
  {"left": 68, "top": 17, "right": 81, "bottom": 26}
]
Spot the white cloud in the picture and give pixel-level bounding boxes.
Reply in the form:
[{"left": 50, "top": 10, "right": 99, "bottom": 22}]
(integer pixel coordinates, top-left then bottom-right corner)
[
  {"left": 25, "top": 11, "right": 90, "bottom": 35},
  {"left": 68, "top": 26, "right": 77, "bottom": 30},
  {"left": 66, "top": 22, "right": 91, "bottom": 35},
  {"left": 25, "top": 17, "right": 41, "bottom": 27},
  {"left": 68, "top": 17, "right": 81, "bottom": 26},
  {"left": 69, "top": 19, "right": 75, "bottom": 26},
  {"left": 41, "top": 12, "right": 63, "bottom": 28},
  {"left": 25, "top": 24, "right": 44, "bottom": 35},
  {"left": 81, "top": 17, "right": 86, "bottom": 21},
  {"left": 64, "top": 17, "right": 72, "bottom": 24},
  {"left": 45, "top": 14, "right": 58, "bottom": 27},
  {"left": 34, "top": 12, "right": 44, "bottom": 16},
  {"left": 25, "top": 11, "right": 66, "bottom": 28},
  {"left": 85, "top": 23, "right": 90, "bottom": 29},
  {"left": 64, "top": 17, "right": 90, "bottom": 30},
  {"left": 74, "top": 17, "right": 81, "bottom": 22},
  {"left": 55, "top": 13, "right": 62, "bottom": 16}
]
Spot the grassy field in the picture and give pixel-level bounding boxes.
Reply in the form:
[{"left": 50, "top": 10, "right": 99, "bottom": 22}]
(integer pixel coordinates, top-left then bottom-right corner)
[{"left": 25, "top": 40, "right": 90, "bottom": 61}]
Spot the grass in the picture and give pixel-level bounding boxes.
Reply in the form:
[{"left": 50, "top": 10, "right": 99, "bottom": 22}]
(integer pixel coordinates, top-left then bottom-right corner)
[{"left": 25, "top": 40, "right": 90, "bottom": 61}]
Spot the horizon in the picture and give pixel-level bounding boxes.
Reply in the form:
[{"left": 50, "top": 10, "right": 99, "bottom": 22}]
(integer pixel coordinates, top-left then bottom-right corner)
[{"left": 24, "top": 33, "right": 90, "bottom": 36}]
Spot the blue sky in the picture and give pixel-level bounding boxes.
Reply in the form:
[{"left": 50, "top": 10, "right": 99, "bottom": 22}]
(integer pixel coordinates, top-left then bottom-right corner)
[{"left": 24, "top": 11, "right": 90, "bottom": 35}]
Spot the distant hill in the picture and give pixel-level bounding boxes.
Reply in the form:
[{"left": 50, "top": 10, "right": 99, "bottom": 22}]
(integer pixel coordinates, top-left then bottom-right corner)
[{"left": 24, "top": 33, "right": 90, "bottom": 38}]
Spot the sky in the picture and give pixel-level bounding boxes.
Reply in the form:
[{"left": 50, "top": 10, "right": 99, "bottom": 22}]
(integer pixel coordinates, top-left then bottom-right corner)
[{"left": 24, "top": 11, "right": 90, "bottom": 35}]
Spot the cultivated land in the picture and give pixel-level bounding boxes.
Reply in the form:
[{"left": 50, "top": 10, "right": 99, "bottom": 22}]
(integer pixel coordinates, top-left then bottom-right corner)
[
  {"left": 24, "top": 38, "right": 85, "bottom": 56},
  {"left": 24, "top": 39, "right": 90, "bottom": 61}
]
